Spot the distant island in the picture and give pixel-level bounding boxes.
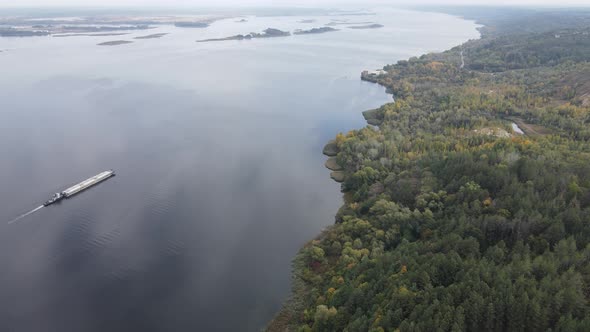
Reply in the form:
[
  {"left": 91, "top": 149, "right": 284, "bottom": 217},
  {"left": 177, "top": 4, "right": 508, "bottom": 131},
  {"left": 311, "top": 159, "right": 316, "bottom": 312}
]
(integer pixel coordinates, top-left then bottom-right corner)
[
  {"left": 349, "top": 23, "right": 384, "bottom": 29},
  {"left": 236, "top": 19, "right": 248, "bottom": 23},
  {"left": 0, "top": 28, "right": 50, "bottom": 37},
  {"left": 197, "top": 28, "right": 290, "bottom": 42},
  {"left": 53, "top": 32, "right": 129, "bottom": 38},
  {"left": 97, "top": 40, "right": 133, "bottom": 46},
  {"left": 0, "top": 14, "right": 227, "bottom": 38},
  {"left": 134, "top": 33, "right": 168, "bottom": 39},
  {"left": 174, "top": 22, "right": 209, "bottom": 28},
  {"left": 62, "top": 25, "right": 150, "bottom": 33},
  {"left": 1, "top": 25, "right": 151, "bottom": 37},
  {"left": 298, "top": 19, "right": 317, "bottom": 23},
  {"left": 294, "top": 27, "right": 338, "bottom": 35}
]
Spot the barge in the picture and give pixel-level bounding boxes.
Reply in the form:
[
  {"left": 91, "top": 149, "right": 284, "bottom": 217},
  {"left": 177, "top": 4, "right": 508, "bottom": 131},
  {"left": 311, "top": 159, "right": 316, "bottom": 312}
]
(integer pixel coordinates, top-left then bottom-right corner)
[{"left": 44, "top": 170, "right": 115, "bottom": 206}]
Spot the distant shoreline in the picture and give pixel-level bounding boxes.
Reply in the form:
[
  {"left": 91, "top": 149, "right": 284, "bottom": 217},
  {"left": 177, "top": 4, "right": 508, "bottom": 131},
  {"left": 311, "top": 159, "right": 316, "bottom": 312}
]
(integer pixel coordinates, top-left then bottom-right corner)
[{"left": 53, "top": 32, "right": 129, "bottom": 38}]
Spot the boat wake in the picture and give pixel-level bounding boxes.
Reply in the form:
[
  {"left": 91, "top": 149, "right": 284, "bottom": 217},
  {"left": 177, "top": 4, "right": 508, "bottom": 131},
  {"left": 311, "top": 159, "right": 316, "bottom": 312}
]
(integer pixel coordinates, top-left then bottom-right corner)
[
  {"left": 7, "top": 206, "right": 44, "bottom": 224},
  {"left": 6, "top": 170, "right": 115, "bottom": 225}
]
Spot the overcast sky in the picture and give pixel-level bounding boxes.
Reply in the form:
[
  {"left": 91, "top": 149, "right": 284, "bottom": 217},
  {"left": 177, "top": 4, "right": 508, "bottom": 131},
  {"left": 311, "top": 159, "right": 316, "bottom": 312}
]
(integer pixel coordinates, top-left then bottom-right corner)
[{"left": 0, "top": 0, "right": 588, "bottom": 7}]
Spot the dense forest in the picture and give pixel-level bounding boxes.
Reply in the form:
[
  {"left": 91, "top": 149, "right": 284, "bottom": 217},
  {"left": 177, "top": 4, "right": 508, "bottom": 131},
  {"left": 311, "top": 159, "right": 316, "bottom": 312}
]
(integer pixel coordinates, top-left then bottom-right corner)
[{"left": 268, "top": 8, "right": 590, "bottom": 332}]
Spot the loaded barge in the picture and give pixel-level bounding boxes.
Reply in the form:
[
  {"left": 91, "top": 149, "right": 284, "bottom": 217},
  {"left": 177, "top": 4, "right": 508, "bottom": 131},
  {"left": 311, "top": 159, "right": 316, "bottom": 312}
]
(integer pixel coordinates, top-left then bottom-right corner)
[{"left": 44, "top": 170, "right": 115, "bottom": 206}]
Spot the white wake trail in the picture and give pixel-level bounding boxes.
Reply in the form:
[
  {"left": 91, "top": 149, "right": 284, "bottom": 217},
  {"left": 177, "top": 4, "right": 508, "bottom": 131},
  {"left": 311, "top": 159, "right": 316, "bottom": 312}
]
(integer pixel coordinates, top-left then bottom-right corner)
[{"left": 7, "top": 206, "right": 44, "bottom": 224}]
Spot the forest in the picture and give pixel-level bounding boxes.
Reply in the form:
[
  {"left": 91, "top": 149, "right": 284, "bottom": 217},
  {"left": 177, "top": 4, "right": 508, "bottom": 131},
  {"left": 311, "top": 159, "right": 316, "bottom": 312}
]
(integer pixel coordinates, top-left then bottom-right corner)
[{"left": 268, "top": 8, "right": 590, "bottom": 332}]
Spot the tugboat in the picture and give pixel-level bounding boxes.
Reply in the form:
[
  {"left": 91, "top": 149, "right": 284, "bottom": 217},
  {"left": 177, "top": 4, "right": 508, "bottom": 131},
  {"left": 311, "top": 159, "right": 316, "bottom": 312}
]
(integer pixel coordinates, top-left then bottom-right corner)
[{"left": 44, "top": 192, "right": 64, "bottom": 206}]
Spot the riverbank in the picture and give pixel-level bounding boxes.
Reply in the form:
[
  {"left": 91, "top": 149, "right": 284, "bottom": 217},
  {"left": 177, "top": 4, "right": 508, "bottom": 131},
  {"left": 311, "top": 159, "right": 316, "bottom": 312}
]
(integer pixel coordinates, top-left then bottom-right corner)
[
  {"left": 266, "top": 12, "right": 484, "bottom": 332},
  {"left": 267, "top": 7, "right": 590, "bottom": 331}
]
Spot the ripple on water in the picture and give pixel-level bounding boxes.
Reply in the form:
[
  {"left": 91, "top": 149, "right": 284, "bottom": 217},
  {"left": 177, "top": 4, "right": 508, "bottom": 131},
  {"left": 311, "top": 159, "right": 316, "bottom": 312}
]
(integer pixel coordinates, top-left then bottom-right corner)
[
  {"left": 104, "top": 265, "right": 142, "bottom": 282},
  {"left": 80, "top": 228, "right": 121, "bottom": 253},
  {"left": 164, "top": 240, "right": 185, "bottom": 256},
  {"left": 66, "top": 210, "right": 94, "bottom": 235},
  {"left": 48, "top": 210, "right": 120, "bottom": 273},
  {"left": 145, "top": 187, "right": 174, "bottom": 218},
  {"left": 46, "top": 210, "right": 94, "bottom": 262}
]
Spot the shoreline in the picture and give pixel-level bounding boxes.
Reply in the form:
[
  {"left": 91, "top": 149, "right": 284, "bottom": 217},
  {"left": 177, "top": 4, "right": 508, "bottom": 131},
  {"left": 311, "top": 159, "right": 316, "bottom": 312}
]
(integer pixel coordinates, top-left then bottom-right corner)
[{"left": 266, "top": 12, "right": 483, "bottom": 331}]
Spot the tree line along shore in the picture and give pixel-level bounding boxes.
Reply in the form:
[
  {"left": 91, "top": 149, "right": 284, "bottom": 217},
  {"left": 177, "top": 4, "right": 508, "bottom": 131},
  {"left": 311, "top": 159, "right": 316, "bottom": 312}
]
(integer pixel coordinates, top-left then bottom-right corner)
[{"left": 268, "top": 7, "right": 590, "bottom": 332}]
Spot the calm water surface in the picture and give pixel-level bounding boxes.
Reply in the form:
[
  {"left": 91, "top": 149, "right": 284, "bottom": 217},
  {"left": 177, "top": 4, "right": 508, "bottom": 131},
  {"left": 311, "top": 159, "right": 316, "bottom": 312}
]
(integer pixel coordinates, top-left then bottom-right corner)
[{"left": 0, "top": 8, "right": 478, "bottom": 331}]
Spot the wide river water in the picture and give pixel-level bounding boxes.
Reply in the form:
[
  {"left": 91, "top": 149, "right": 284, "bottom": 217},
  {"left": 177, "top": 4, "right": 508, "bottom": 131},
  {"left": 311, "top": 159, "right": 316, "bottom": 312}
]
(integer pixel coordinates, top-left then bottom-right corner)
[{"left": 0, "top": 7, "right": 479, "bottom": 331}]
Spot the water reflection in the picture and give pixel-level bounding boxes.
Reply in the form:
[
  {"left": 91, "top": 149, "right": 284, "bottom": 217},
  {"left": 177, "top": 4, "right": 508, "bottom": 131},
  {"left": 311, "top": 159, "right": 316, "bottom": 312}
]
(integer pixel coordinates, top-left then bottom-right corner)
[{"left": 0, "top": 8, "right": 479, "bottom": 331}]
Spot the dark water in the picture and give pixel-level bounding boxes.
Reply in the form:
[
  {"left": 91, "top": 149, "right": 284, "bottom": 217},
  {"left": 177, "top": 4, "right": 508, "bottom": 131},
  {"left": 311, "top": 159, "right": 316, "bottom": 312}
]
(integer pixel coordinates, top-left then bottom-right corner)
[{"left": 0, "top": 8, "right": 479, "bottom": 331}]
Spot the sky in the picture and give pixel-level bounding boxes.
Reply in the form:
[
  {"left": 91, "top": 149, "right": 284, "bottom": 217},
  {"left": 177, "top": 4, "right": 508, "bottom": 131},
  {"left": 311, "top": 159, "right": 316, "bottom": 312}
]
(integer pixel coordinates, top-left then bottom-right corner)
[{"left": 0, "top": 0, "right": 588, "bottom": 8}]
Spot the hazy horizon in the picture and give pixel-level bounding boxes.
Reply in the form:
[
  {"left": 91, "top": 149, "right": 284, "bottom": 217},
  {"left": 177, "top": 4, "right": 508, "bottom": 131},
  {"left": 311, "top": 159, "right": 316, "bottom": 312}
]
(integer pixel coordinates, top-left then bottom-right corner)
[{"left": 0, "top": 0, "right": 589, "bottom": 9}]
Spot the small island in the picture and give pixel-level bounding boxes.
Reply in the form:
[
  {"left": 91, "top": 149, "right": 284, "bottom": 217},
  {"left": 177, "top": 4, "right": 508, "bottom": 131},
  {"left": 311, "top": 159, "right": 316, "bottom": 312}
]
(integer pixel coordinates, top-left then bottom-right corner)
[
  {"left": 97, "top": 40, "right": 133, "bottom": 46},
  {"left": 298, "top": 19, "right": 316, "bottom": 23},
  {"left": 174, "top": 22, "right": 209, "bottom": 28},
  {"left": 236, "top": 19, "right": 248, "bottom": 23},
  {"left": 197, "top": 28, "right": 290, "bottom": 42},
  {"left": 349, "top": 23, "right": 384, "bottom": 29},
  {"left": 293, "top": 27, "right": 338, "bottom": 35},
  {"left": 134, "top": 33, "right": 168, "bottom": 39}
]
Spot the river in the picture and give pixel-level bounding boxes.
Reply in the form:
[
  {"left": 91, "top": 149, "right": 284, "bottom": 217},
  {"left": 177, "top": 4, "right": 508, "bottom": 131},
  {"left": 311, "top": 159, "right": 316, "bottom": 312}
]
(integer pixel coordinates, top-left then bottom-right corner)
[{"left": 0, "top": 7, "right": 479, "bottom": 331}]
